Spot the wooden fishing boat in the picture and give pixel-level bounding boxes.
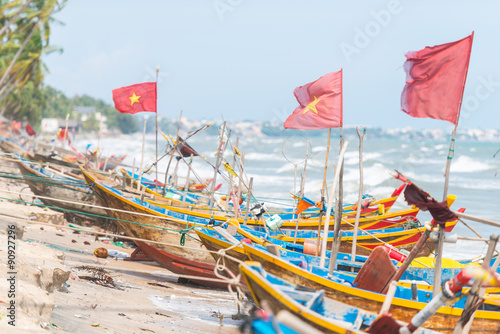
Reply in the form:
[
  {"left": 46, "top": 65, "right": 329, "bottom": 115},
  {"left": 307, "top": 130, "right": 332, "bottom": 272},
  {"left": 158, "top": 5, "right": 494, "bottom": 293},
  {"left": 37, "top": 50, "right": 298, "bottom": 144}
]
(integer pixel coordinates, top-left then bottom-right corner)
[
  {"left": 120, "top": 169, "right": 204, "bottom": 205},
  {"left": 195, "top": 223, "right": 473, "bottom": 288},
  {"left": 95, "top": 169, "right": 417, "bottom": 234},
  {"left": 81, "top": 168, "right": 229, "bottom": 289},
  {"left": 123, "top": 168, "right": 411, "bottom": 228},
  {"left": 242, "top": 243, "right": 500, "bottom": 334},
  {"left": 13, "top": 154, "right": 108, "bottom": 221},
  {"left": 144, "top": 194, "right": 420, "bottom": 232},
  {"left": 0, "top": 136, "right": 30, "bottom": 155},
  {"left": 36, "top": 142, "right": 127, "bottom": 171},
  {"left": 247, "top": 220, "right": 457, "bottom": 257},
  {"left": 240, "top": 261, "right": 444, "bottom": 334},
  {"left": 84, "top": 168, "right": 429, "bottom": 289}
]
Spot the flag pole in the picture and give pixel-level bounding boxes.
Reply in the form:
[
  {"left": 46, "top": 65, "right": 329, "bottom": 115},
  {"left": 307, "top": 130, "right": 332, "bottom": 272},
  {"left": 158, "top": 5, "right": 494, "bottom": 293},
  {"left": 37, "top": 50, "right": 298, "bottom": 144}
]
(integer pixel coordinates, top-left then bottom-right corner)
[
  {"left": 443, "top": 31, "right": 474, "bottom": 201},
  {"left": 155, "top": 67, "right": 159, "bottom": 193},
  {"left": 328, "top": 68, "right": 344, "bottom": 267},
  {"left": 137, "top": 120, "right": 147, "bottom": 191},
  {"left": 435, "top": 31, "right": 474, "bottom": 297}
]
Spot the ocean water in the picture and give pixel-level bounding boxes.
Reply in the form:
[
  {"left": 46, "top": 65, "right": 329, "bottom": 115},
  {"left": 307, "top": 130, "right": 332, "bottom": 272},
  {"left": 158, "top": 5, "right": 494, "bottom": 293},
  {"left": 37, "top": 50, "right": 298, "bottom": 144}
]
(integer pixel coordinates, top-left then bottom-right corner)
[{"left": 75, "top": 131, "right": 500, "bottom": 260}]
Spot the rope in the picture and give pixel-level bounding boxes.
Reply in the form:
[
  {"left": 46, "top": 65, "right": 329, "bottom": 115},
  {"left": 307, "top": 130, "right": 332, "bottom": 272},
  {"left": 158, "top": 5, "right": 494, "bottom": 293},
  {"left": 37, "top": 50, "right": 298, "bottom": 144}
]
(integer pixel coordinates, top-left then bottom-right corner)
[
  {"left": 0, "top": 212, "right": 242, "bottom": 259},
  {"left": 179, "top": 223, "right": 197, "bottom": 246},
  {"left": 0, "top": 212, "right": 250, "bottom": 288},
  {"left": 0, "top": 190, "right": 200, "bottom": 241},
  {"left": 212, "top": 241, "right": 246, "bottom": 311}
]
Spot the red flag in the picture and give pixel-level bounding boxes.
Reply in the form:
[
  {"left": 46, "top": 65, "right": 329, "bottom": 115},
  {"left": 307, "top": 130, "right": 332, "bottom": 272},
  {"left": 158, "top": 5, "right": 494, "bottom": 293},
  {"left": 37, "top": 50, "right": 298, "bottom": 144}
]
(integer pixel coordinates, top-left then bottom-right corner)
[
  {"left": 284, "top": 70, "right": 343, "bottom": 129},
  {"left": 401, "top": 33, "right": 473, "bottom": 125},
  {"left": 57, "top": 128, "right": 69, "bottom": 142},
  {"left": 112, "top": 82, "right": 157, "bottom": 114},
  {"left": 11, "top": 120, "right": 21, "bottom": 132},
  {"left": 25, "top": 124, "right": 36, "bottom": 136}
]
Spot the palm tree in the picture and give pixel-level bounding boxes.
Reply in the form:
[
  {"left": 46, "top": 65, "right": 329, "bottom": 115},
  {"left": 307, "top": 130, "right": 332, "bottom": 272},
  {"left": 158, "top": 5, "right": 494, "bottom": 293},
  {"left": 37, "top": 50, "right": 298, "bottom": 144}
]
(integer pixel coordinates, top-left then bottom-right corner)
[
  {"left": 0, "top": 0, "right": 66, "bottom": 121},
  {"left": 0, "top": 0, "right": 33, "bottom": 38}
]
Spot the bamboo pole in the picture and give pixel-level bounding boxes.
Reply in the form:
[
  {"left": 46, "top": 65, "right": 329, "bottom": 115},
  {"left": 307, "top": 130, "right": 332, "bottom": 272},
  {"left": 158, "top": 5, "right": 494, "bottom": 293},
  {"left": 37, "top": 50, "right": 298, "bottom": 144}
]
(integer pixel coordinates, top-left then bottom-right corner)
[
  {"left": 155, "top": 67, "right": 159, "bottom": 193},
  {"left": 316, "top": 128, "right": 332, "bottom": 254},
  {"left": 329, "top": 133, "right": 345, "bottom": 270},
  {"left": 236, "top": 151, "right": 245, "bottom": 219},
  {"left": 131, "top": 157, "right": 136, "bottom": 186},
  {"left": 379, "top": 281, "right": 398, "bottom": 315},
  {"left": 173, "top": 150, "right": 206, "bottom": 190},
  {"left": 209, "top": 122, "right": 226, "bottom": 214},
  {"left": 183, "top": 156, "right": 193, "bottom": 202},
  {"left": 351, "top": 127, "right": 366, "bottom": 265},
  {"left": 102, "top": 157, "right": 109, "bottom": 172},
  {"left": 137, "top": 120, "right": 147, "bottom": 191},
  {"left": 63, "top": 113, "right": 69, "bottom": 148},
  {"left": 291, "top": 164, "right": 299, "bottom": 243},
  {"left": 314, "top": 188, "right": 324, "bottom": 254},
  {"left": 454, "top": 234, "right": 498, "bottom": 333},
  {"left": 293, "top": 139, "right": 309, "bottom": 243},
  {"left": 438, "top": 32, "right": 474, "bottom": 297},
  {"left": 243, "top": 177, "right": 253, "bottom": 225},
  {"left": 319, "top": 141, "right": 348, "bottom": 268},
  {"left": 300, "top": 139, "right": 309, "bottom": 199},
  {"left": 432, "top": 224, "right": 446, "bottom": 295},
  {"left": 171, "top": 157, "right": 181, "bottom": 187},
  {"left": 454, "top": 211, "right": 500, "bottom": 228},
  {"left": 162, "top": 111, "right": 183, "bottom": 196},
  {"left": 328, "top": 230, "right": 343, "bottom": 275},
  {"left": 334, "top": 133, "right": 344, "bottom": 249},
  {"left": 225, "top": 137, "right": 239, "bottom": 211}
]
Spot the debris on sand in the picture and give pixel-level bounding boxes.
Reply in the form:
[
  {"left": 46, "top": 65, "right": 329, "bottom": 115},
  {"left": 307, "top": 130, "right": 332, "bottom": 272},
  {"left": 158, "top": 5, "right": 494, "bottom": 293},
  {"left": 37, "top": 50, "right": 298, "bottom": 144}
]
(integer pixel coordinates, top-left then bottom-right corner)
[{"left": 73, "top": 265, "right": 120, "bottom": 289}]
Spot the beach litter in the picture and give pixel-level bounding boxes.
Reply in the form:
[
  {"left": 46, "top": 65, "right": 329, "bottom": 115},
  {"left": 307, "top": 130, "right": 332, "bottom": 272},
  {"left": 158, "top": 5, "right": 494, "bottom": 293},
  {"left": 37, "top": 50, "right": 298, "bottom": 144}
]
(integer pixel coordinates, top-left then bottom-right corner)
[{"left": 73, "top": 265, "right": 119, "bottom": 289}]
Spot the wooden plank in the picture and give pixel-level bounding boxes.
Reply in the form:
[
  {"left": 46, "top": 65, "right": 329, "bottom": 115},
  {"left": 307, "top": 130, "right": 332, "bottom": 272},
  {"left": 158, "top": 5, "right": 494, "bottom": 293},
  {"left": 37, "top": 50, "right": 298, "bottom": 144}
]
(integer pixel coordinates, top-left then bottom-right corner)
[{"left": 353, "top": 246, "right": 397, "bottom": 293}]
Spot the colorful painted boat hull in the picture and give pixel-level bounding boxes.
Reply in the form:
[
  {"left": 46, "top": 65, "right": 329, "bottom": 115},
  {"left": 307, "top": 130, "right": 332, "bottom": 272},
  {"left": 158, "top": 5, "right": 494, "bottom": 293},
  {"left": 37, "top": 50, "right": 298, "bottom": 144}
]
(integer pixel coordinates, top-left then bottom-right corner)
[{"left": 242, "top": 243, "right": 500, "bottom": 334}]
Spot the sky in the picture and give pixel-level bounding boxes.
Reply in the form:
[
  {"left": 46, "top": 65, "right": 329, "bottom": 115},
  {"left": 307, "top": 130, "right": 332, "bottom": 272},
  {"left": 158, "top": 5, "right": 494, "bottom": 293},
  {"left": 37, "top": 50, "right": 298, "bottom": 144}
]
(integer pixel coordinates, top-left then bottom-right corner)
[{"left": 43, "top": 0, "right": 500, "bottom": 129}]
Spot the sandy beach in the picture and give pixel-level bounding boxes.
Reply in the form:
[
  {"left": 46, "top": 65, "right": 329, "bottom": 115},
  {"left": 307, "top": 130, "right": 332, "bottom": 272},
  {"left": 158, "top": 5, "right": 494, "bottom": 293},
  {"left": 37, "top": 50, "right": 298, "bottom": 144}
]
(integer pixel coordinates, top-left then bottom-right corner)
[{"left": 0, "top": 158, "right": 245, "bottom": 334}]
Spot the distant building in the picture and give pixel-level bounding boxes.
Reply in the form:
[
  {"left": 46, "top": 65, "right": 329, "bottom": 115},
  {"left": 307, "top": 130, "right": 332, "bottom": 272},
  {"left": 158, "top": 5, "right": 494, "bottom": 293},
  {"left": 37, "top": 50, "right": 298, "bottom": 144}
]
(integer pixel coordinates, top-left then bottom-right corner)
[{"left": 41, "top": 118, "right": 81, "bottom": 134}]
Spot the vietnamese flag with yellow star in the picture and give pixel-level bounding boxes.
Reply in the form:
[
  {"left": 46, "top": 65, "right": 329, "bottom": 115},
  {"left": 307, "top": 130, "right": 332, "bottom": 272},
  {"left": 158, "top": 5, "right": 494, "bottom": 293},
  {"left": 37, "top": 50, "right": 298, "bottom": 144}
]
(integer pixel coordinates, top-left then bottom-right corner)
[
  {"left": 112, "top": 82, "right": 157, "bottom": 114},
  {"left": 284, "top": 70, "right": 342, "bottom": 129}
]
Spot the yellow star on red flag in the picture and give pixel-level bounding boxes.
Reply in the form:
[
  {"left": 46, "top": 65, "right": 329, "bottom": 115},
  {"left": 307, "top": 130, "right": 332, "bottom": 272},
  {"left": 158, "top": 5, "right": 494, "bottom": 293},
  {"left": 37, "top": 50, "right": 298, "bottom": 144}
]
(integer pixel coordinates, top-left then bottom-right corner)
[
  {"left": 129, "top": 92, "right": 141, "bottom": 106},
  {"left": 302, "top": 96, "right": 321, "bottom": 115}
]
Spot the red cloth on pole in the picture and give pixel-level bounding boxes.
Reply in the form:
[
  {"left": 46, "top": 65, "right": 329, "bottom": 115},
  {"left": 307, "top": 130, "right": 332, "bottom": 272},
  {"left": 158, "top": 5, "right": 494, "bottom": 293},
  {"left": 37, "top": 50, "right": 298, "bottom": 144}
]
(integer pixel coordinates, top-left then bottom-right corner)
[
  {"left": 112, "top": 82, "right": 157, "bottom": 114},
  {"left": 25, "top": 124, "right": 36, "bottom": 136},
  {"left": 284, "top": 70, "right": 343, "bottom": 129},
  {"left": 401, "top": 34, "right": 473, "bottom": 125},
  {"left": 403, "top": 183, "right": 457, "bottom": 226}
]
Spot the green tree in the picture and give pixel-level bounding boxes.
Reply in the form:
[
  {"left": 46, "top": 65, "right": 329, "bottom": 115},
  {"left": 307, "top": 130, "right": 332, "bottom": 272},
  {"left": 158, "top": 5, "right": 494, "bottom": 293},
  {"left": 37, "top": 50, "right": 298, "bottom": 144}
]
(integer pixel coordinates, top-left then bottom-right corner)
[{"left": 0, "top": 0, "right": 66, "bottom": 122}]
